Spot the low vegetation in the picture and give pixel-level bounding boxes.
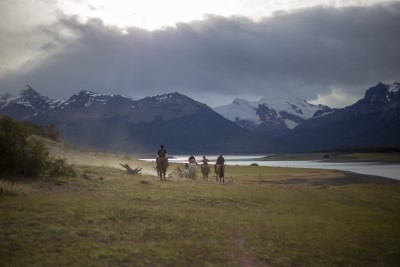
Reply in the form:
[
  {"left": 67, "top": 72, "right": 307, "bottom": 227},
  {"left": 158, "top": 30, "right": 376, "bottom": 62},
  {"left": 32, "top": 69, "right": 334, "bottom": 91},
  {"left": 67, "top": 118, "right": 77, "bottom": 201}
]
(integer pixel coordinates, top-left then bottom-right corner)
[
  {"left": 1, "top": 119, "right": 399, "bottom": 265},
  {"left": 1, "top": 158, "right": 399, "bottom": 266},
  {"left": 0, "top": 116, "right": 75, "bottom": 177}
]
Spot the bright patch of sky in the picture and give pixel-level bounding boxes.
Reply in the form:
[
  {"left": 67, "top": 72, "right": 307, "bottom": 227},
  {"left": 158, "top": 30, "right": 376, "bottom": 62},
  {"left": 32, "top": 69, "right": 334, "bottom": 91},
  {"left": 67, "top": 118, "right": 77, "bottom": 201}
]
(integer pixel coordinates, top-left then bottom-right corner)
[
  {"left": 308, "top": 87, "right": 360, "bottom": 108},
  {"left": 57, "top": 0, "right": 395, "bottom": 30}
]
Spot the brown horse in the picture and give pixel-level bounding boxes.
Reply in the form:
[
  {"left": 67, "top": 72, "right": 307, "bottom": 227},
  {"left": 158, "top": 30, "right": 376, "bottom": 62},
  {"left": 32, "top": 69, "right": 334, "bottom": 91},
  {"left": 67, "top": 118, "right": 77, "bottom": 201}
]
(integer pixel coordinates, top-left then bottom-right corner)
[
  {"left": 201, "top": 164, "right": 210, "bottom": 180},
  {"left": 215, "top": 164, "right": 225, "bottom": 183},
  {"left": 157, "top": 157, "right": 168, "bottom": 180}
]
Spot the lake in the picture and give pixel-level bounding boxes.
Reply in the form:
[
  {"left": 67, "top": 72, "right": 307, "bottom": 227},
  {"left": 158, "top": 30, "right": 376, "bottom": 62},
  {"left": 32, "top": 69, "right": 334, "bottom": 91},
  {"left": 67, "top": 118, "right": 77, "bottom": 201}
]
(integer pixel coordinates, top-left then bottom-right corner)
[{"left": 139, "top": 155, "right": 400, "bottom": 181}]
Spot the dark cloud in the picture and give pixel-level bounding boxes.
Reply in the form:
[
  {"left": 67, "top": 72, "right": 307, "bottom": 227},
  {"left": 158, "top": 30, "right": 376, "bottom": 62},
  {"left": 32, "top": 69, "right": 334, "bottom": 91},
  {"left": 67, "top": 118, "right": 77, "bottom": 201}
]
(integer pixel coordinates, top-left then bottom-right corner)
[{"left": 1, "top": 2, "right": 400, "bottom": 107}]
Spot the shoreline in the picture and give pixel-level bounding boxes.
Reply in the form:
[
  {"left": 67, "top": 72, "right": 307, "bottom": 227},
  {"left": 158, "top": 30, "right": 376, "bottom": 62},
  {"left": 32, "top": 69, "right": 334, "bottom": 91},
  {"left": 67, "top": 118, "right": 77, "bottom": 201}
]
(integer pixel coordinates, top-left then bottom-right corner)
[{"left": 261, "top": 152, "right": 400, "bottom": 163}]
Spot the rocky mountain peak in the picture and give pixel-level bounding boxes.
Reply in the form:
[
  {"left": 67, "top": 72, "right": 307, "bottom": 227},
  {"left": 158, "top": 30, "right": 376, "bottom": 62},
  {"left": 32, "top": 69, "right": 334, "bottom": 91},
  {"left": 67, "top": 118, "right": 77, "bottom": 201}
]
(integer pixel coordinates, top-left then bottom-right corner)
[
  {"left": 19, "top": 85, "right": 47, "bottom": 101},
  {"left": 354, "top": 82, "right": 400, "bottom": 112},
  {"left": 214, "top": 95, "right": 333, "bottom": 135}
]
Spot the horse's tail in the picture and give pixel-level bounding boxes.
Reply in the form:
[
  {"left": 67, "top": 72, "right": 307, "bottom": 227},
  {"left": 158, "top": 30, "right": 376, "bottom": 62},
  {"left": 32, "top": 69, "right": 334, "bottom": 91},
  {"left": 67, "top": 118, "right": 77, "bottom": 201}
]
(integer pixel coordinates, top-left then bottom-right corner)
[{"left": 216, "top": 164, "right": 224, "bottom": 177}]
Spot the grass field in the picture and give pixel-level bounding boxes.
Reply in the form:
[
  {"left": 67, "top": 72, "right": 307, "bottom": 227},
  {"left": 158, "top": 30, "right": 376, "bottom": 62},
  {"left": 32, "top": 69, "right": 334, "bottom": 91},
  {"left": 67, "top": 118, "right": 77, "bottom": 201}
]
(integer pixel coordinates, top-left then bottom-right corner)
[{"left": 1, "top": 144, "right": 400, "bottom": 266}]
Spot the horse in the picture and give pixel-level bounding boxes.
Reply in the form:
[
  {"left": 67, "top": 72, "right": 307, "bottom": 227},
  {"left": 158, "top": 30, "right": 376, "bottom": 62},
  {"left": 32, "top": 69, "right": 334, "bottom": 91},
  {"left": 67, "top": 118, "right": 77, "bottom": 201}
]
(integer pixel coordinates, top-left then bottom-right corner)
[
  {"left": 157, "top": 157, "right": 168, "bottom": 180},
  {"left": 201, "top": 164, "right": 210, "bottom": 180},
  {"left": 176, "top": 166, "right": 183, "bottom": 178},
  {"left": 188, "top": 162, "right": 197, "bottom": 179},
  {"left": 215, "top": 164, "right": 225, "bottom": 183}
]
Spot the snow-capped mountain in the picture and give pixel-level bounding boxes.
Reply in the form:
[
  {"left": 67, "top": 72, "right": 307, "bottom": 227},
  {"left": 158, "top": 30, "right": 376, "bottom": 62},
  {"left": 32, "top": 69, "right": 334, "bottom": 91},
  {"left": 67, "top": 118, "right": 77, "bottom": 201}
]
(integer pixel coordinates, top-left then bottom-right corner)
[
  {"left": 0, "top": 86, "right": 281, "bottom": 153},
  {"left": 0, "top": 87, "right": 141, "bottom": 122},
  {"left": 213, "top": 95, "right": 333, "bottom": 135},
  {"left": 1, "top": 82, "right": 399, "bottom": 153},
  {"left": 46, "top": 90, "right": 137, "bottom": 121},
  {"left": 0, "top": 85, "right": 53, "bottom": 120}
]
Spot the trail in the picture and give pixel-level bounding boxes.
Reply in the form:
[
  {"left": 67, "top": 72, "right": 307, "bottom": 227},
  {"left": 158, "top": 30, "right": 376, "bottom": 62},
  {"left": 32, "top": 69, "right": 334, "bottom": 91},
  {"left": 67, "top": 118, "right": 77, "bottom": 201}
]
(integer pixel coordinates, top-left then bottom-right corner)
[{"left": 235, "top": 235, "right": 271, "bottom": 267}]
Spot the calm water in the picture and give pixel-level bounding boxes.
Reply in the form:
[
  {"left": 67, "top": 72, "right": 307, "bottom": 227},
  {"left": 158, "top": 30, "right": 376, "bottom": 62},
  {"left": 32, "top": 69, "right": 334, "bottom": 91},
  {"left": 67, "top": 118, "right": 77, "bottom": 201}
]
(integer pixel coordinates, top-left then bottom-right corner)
[{"left": 139, "top": 155, "right": 400, "bottom": 180}]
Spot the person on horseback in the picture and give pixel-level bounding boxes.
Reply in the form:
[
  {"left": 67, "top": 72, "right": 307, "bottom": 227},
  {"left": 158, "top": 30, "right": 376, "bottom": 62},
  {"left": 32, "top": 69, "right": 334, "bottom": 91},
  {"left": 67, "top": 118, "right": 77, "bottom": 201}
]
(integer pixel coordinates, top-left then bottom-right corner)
[
  {"left": 188, "top": 155, "right": 196, "bottom": 164},
  {"left": 201, "top": 156, "right": 209, "bottom": 165},
  {"left": 201, "top": 156, "right": 210, "bottom": 180},
  {"left": 215, "top": 153, "right": 225, "bottom": 183},
  {"left": 157, "top": 145, "right": 168, "bottom": 180},
  {"left": 156, "top": 145, "right": 167, "bottom": 171},
  {"left": 216, "top": 154, "right": 225, "bottom": 165},
  {"left": 158, "top": 145, "right": 167, "bottom": 158}
]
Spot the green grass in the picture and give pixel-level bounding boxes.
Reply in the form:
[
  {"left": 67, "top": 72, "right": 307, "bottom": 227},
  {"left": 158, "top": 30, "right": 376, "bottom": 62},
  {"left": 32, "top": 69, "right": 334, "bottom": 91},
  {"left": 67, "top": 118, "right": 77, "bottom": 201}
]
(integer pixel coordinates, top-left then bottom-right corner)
[
  {"left": 1, "top": 165, "right": 400, "bottom": 266},
  {"left": 333, "top": 152, "right": 400, "bottom": 162}
]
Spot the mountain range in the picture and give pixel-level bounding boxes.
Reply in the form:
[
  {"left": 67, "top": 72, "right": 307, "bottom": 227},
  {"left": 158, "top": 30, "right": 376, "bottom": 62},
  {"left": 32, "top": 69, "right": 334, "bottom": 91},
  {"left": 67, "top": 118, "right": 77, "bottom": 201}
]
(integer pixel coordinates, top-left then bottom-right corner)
[
  {"left": 0, "top": 86, "right": 281, "bottom": 153},
  {"left": 213, "top": 95, "right": 334, "bottom": 136},
  {"left": 283, "top": 82, "right": 400, "bottom": 151},
  {"left": 1, "top": 82, "right": 399, "bottom": 153}
]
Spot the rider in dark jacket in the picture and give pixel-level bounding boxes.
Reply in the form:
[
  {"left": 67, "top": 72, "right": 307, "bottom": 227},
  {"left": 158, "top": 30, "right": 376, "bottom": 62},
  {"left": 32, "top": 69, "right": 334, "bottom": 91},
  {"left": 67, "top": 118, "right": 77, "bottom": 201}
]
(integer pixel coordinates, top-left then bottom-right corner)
[
  {"left": 216, "top": 154, "right": 225, "bottom": 165},
  {"left": 158, "top": 145, "right": 167, "bottom": 157}
]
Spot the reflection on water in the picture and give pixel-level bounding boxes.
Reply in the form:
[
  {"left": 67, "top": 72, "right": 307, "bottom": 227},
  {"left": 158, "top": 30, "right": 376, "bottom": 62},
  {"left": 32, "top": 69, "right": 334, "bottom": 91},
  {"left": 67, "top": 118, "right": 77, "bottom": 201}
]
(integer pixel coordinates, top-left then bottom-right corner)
[{"left": 139, "top": 155, "right": 400, "bottom": 180}]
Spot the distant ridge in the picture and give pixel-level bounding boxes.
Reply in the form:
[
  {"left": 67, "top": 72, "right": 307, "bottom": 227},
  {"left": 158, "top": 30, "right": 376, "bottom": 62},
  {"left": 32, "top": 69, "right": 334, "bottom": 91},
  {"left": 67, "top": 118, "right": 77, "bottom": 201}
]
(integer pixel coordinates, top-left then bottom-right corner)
[
  {"left": 0, "top": 87, "right": 283, "bottom": 153},
  {"left": 1, "top": 82, "right": 399, "bottom": 153}
]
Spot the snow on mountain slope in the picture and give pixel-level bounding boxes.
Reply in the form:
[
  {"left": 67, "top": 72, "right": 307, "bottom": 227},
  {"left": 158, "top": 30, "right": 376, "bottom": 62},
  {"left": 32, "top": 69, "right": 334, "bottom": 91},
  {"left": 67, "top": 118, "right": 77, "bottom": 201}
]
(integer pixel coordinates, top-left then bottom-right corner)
[
  {"left": 213, "top": 98, "right": 261, "bottom": 123},
  {"left": 213, "top": 95, "right": 332, "bottom": 135}
]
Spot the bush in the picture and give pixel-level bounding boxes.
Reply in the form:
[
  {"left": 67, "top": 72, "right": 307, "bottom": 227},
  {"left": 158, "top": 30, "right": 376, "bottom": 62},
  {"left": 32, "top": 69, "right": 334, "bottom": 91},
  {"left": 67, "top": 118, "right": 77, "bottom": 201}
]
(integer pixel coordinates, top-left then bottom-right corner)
[
  {"left": 0, "top": 116, "right": 75, "bottom": 177},
  {"left": 48, "top": 158, "right": 76, "bottom": 177}
]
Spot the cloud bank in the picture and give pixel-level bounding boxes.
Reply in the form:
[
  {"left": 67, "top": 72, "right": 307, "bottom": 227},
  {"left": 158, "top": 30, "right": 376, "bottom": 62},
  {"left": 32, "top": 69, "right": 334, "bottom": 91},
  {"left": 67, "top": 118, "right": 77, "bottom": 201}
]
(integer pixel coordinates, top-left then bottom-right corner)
[{"left": 0, "top": 2, "right": 399, "bottom": 107}]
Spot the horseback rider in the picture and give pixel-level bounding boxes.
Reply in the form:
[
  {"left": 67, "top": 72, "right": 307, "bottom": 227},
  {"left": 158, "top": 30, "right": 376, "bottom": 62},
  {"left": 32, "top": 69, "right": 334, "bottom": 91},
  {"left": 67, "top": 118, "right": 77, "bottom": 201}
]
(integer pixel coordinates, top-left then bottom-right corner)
[
  {"left": 201, "top": 156, "right": 210, "bottom": 180},
  {"left": 158, "top": 145, "right": 167, "bottom": 158},
  {"left": 188, "top": 155, "right": 196, "bottom": 164},
  {"left": 156, "top": 145, "right": 168, "bottom": 180},
  {"left": 216, "top": 153, "right": 225, "bottom": 165},
  {"left": 201, "top": 156, "right": 209, "bottom": 165},
  {"left": 215, "top": 154, "right": 225, "bottom": 182},
  {"left": 156, "top": 144, "right": 167, "bottom": 168}
]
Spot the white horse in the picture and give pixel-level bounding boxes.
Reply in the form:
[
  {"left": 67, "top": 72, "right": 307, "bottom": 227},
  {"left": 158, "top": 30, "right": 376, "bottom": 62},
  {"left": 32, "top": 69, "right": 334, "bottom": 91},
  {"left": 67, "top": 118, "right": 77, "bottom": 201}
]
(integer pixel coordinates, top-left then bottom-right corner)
[{"left": 188, "top": 162, "right": 197, "bottom": 179}]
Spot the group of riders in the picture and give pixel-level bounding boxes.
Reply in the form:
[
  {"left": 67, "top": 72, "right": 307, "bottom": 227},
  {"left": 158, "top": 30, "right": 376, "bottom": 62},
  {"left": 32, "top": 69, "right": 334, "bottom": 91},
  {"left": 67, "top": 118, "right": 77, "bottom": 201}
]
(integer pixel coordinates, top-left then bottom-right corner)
[{"left": 156, "top": 145, "right": 226, "bottom": 182}]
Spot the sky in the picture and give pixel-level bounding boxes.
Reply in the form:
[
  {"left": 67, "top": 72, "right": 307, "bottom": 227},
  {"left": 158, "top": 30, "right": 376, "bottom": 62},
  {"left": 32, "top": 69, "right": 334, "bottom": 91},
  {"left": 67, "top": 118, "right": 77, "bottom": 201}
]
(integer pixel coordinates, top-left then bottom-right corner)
[{"left": 0, "top": 0, "right": 399, "bottom": 108}]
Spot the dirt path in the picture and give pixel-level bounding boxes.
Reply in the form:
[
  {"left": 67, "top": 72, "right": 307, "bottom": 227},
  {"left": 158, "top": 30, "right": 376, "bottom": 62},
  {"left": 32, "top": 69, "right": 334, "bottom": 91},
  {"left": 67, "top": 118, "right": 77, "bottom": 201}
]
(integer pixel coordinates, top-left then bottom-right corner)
[{"left": 235, "top": 236, "right": 271, "bottom": 267}]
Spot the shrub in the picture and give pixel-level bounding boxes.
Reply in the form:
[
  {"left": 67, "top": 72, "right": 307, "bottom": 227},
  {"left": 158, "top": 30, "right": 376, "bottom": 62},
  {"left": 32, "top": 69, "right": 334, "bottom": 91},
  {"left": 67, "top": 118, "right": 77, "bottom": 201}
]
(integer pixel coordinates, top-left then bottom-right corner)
[
  {"left": 0, "top": 116, "right": 75, "bottom": 177},
  {"left": 48, "top": 158, "right": 76, "bottom": 177},
  {"left": 0, "top": 116, "right": 30, "bottom": 175}
]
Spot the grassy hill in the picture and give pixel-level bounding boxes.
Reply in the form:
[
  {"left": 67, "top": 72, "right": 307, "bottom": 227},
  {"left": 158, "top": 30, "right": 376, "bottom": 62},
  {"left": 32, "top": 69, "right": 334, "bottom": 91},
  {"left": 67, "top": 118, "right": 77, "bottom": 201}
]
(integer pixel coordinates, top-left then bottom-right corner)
[{"left": 1, "top": 139, "right": 400, "bottom": 266}]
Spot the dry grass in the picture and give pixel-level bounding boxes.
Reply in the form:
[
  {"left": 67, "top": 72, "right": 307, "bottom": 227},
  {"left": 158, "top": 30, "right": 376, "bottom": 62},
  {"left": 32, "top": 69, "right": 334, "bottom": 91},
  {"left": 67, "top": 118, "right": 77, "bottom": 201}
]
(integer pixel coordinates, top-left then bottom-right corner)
[{"left": 1, "top": 142, "right": 400, "bottom": 266}]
